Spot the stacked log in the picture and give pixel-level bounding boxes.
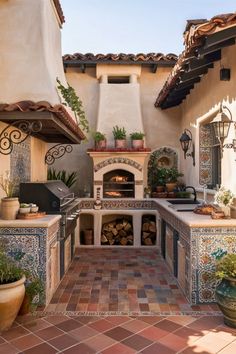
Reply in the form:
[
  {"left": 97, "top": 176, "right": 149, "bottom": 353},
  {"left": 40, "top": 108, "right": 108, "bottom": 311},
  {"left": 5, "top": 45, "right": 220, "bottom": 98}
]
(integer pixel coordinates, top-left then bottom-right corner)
[
  {"left": 101, "top": 218, "right": 133, "bottom": 246},
  {"left": 141, "top": 217, "right": 156, "bottom": 245}
]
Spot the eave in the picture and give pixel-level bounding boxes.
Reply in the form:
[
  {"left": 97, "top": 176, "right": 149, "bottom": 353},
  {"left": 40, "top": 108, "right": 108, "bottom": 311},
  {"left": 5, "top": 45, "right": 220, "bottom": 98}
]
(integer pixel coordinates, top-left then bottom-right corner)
[
  {"left": 0, "top": 101, "right": 85, "bottom": 144},
  {"left": 155, "top": 15, "right": 236, "bottom": 109}
]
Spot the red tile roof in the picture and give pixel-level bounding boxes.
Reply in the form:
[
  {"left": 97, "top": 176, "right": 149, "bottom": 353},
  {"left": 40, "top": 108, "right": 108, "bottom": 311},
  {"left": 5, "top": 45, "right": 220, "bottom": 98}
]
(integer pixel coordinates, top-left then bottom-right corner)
[
  {"left": 53, "top": 0, "right": 65, "bottom": 24},
  {"left": 0, "top": 101, "right": 85, "bottom": 140},
  {"left": 63, "top": 52, "right": 178, "bottom": 63},
  {"left": 155, "top": 12, "right": 236, "bottom": 107}
]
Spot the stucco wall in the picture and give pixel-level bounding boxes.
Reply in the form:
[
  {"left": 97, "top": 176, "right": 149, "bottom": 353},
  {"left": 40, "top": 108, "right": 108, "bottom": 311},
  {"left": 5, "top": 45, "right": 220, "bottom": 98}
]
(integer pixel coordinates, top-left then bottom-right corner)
[
  {"left": 52, "top": 64, "right": 181, "bottom": 196},
  {"left": 0, "top": 0, "right": 66, "bottom": 104},
  {"left": 180, "top": 44, "right": 236, "bottom": 193},
  {"left": 31, "top": 137, "right": 48, "bottom": 182}
]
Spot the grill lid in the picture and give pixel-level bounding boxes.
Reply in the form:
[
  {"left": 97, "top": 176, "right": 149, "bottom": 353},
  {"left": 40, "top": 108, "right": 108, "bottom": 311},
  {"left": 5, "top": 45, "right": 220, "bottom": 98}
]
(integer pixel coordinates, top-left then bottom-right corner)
[{"left": 19, "top": 181, "right": 74, "bottom": 212}]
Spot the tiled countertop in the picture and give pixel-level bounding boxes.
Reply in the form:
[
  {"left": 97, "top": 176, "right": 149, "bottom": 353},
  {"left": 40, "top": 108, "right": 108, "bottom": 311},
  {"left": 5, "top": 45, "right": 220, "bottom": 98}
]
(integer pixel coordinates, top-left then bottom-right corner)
[
  {"left": 154, "top": 198, "right": 236, "bottom": 228},
  {"left": 0, "top": 214, "right": 61, "bottom": 228}
]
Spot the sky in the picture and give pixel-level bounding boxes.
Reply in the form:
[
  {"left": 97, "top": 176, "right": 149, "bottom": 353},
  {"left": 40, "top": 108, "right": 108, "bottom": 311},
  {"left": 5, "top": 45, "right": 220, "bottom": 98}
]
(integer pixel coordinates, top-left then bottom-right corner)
[{"left": 60, "top": 0, "right": 236, "bottom": 55}]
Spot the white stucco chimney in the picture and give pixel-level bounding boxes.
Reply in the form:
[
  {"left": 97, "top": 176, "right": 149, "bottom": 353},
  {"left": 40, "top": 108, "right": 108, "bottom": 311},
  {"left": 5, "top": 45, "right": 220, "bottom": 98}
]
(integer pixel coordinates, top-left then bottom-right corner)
[
  {"left": 0, "top": 0, "right": 66, "bottom": 104},
  {"left": 96, "top": 64, "right": 144, "bottom": 145}
]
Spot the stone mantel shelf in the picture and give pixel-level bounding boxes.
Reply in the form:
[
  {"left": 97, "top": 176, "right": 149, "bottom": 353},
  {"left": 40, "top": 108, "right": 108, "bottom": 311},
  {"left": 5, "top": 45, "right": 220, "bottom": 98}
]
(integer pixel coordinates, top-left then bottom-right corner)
[
  {"left": 0, "top": 215, "right": 61, "bottom": 228},
  {"left": 87, "top": 148, "right": 151, "bottom": 152}
]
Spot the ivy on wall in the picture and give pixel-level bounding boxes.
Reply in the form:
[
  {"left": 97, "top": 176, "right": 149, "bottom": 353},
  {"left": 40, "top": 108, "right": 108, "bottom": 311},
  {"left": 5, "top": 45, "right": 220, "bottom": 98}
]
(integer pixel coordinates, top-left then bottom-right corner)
[{"left": 56, "top": 78, "right": 89, "bottom": 133}]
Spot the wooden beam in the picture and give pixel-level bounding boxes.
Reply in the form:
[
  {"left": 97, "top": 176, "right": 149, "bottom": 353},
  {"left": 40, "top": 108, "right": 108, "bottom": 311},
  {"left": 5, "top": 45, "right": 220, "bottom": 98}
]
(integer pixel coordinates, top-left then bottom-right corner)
[
  {"left": 176, "top": 77, "right": 201, "bottom": 90},
  {"left": 187, "top": 50, "right": 221, "bottom": 71},
  {"left": 151, "top": 64, "right": 158, "bottom": 73},
  {"left": 197, "top": 38, "right": 236, "bottom": 57},
  {"left": 205, "top": 26, "right": 236, "bottom": 48},
  {"left": 180, "top": 64, "right": 213, "bottom": 82}
]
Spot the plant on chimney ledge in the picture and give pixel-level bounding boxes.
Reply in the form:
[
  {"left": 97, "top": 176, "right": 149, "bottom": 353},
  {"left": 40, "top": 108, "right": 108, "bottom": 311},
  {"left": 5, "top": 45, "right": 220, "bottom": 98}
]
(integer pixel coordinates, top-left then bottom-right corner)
[{"left": 56, "top": 78, "right": 89, "bottom": 133}]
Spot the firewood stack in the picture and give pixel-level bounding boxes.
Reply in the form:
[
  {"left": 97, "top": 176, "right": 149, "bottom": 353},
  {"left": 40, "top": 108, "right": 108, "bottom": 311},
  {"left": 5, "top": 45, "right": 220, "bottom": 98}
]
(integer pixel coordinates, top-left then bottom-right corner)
[
  {"left": 141, "top": 217, "right": 156, "bottom": 245},
  {"left": 101, "top": 218, "right": 133, "bottom": 246}
]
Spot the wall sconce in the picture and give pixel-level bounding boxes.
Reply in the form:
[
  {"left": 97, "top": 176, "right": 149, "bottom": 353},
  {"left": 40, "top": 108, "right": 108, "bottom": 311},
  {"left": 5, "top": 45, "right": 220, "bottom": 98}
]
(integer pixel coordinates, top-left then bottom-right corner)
[
  {"left": 210, "top": 104, "right": 235, "bottom": 156},
  {"left": 179, "top": 129, "right": 195, "bottom": 166}
]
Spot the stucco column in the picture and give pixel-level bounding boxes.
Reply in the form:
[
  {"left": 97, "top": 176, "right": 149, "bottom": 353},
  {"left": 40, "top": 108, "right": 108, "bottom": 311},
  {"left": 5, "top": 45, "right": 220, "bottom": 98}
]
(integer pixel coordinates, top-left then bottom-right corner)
[
  {"left": 130, "top": 74, "right": 138, "bottom": 83},
  {"left": 100, "top": 75, "right": 108, "bottom": 84}
]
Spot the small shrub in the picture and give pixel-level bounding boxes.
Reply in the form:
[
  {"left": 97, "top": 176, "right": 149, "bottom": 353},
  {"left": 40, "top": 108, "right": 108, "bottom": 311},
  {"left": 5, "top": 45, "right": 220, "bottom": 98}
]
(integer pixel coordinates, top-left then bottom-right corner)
[{"left": 112, "top": 126, "right": 126, "bottom": 140}]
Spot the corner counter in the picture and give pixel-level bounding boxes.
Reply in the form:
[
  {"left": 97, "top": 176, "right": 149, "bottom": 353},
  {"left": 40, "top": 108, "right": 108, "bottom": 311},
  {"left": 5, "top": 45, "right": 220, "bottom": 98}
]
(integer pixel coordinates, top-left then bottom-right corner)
[
  {"left": 154, "top": 199, "right": 236, "bottom": 304},
  {"left": 0, "top": 215, "right": 61, "bottom": 305}
]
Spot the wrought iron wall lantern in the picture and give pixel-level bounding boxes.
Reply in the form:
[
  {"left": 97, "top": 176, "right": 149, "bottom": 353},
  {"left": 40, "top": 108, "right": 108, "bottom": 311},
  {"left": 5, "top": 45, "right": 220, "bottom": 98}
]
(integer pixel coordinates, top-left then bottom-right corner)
[
  {"left": 179, "top": 129, "right": 195, "bottom": 166},
  {"left": 210, "top": 104, "right": 236, "bottom": 156}
]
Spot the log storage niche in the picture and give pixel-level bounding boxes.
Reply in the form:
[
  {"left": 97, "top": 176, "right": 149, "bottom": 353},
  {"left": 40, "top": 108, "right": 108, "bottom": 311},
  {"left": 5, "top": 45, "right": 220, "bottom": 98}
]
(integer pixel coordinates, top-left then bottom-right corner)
[
  {"left": 141, "top": 215, "right": 157, "bottom": 246},
  {"left": 101, "top": 214, "right": 133, "bottom": 246}
]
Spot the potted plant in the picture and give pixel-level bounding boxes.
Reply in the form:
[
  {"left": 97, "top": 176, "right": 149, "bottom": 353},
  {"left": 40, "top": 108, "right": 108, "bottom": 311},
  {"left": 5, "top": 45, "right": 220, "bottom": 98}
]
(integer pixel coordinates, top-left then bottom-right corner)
[
  {"left": 0, "top": 171, "right": 19, "bottom": 220},
  {"left": 92, "top": 131, "right": 106, "bottom": 149},
  {"left": 0, "top": 248, "right": 25, "bottom": 332},
  {"left": 214, "top": 186, "right": 234, "bottom": 218},
  {"left": 130, "top": 132, "right": 145, "bottom": 149},
  {"left": 165, "top": 168, "right": 184, "bottom": 192},
  {"left": 148, "top": 167, "right": 167, "bottom": 193},
  {"left": 214, "top": 252, "right": 236, "bottom": 328},
  {"left": 19, "top": 203, "right": 31, "bottom": 214},
  {"left": 19, "top": 277, "right": 43, "bottom": 315},
  {"left": 112, "top": 126, "right": 127, "bottom": 149}
]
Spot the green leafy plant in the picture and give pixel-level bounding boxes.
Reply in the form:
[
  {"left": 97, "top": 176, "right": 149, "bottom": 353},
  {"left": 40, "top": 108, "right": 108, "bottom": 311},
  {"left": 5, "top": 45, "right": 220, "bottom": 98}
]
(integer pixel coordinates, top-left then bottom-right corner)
[
  {"left": 148, "top": 167, "right": 168, "bottom": 189},
  {"left": 130, "top": 132, "right": 145, "bottom": 140},
  {"left": 215, "top": 254, "right": 236, "bottom": 279},
  {"left": 165, "top": 168, "right": 184, "bottom": 183},
  {"left": 47, "top": 168, "right": 77, "bottom": 188},
  {"left": 92, "top": 131, "right": 106, "bottom": 142},
  {"left": 0, "top": 249, "right": 24, "bottom": 285},
  {"left": 56, "top": 77, "right": 89, "bottom": 133},
  {"left": 214, "top": 186, "right": 234, "bottom": 207},
  {"left": 0, "top": 171, "right": 19, "bottom": 197},
  {"left": 112, "top": 126, "right": 126, "bottom": 140}
]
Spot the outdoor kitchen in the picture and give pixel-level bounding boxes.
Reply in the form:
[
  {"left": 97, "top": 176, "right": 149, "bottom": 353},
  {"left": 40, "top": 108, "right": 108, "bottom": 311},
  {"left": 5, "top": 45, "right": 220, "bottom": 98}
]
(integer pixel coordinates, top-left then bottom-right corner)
[{"left": 1, "top": 1, "right": 236, "bottom": 335}]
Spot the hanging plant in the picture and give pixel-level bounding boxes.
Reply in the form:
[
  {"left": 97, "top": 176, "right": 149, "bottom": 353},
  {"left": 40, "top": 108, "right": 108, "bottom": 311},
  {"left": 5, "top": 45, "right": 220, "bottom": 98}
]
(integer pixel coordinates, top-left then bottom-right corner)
[{"left": 56, "top": 78, "right": 89, "bottom": 133}]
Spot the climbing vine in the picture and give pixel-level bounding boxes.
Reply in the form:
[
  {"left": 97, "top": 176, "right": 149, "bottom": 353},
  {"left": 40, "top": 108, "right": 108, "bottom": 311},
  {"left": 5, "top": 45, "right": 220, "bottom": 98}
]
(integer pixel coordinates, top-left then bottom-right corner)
[{"left": 56, "top": 77, "right": 89, "bottom": 133}]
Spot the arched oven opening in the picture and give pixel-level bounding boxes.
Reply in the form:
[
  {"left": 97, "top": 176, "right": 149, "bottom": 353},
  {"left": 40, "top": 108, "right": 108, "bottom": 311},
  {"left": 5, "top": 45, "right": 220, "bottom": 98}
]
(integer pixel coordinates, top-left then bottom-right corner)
[{"left": 103, "top": 169, "right": 135, "bottom": 198}]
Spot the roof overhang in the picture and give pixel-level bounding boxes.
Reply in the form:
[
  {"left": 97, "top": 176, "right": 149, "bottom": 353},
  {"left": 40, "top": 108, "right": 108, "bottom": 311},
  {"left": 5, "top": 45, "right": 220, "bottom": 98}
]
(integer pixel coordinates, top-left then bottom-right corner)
[
  {"left": 63, "top": 53, "right": 178, "bottom": 73},
  {"left": 155, "top": 13, "right": 236, "bottom": 109},
  {"left": 0, "top": 101, "right": 85, "bottom": 144}
]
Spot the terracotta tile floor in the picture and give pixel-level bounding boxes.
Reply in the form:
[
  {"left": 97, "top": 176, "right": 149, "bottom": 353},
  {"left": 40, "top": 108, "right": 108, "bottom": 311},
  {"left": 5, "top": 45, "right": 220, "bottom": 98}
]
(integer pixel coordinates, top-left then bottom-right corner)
[
  {"left": 1, "top": 314, "right": 236, "bottom": 353},
  {"left": 1, "top": 249, "right": 236, "bottom": 353},
  {"left": 47, "top": 249, "right": 219, "bottom": 315}
]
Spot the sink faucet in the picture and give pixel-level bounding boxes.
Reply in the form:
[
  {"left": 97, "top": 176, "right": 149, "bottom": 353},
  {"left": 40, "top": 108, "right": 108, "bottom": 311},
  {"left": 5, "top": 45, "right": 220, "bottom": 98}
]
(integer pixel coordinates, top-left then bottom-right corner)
[{"left": 184, "top": 186, "right": 197, "bottom": 201}]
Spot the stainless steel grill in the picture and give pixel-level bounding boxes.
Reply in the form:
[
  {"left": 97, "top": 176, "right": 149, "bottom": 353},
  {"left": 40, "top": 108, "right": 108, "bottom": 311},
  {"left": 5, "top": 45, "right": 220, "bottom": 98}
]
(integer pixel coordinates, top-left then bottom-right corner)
[{"left": 19, "top": 181, "right": 80, "bottom": 278}]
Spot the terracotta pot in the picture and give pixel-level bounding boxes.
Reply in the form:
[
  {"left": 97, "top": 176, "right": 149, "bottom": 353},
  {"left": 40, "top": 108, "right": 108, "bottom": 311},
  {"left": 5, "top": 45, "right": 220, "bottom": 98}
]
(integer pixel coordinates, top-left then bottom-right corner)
[
  {"left": 156, "top": 186, "right": 165, "bottom": 192},
  {"left": 131, "top": 139, "right": 144, "bottom": 149},
  {"left": 0, "top": 275, "right": 25, "bottom": 333},
  {"left": 165, "top": 183, "right": 177, "bottom": 192},
  {"left": 215, "top": 277, "right": 236, "bottom": 328},
  {"left": 115, "top": 139, "right": 127, "bottom": 149},
  {"left": 95, "top": 140, "right": 107, "bottom": 150},
  {"left": 1, "top": 197, "right": 19, "bottom": 220}
]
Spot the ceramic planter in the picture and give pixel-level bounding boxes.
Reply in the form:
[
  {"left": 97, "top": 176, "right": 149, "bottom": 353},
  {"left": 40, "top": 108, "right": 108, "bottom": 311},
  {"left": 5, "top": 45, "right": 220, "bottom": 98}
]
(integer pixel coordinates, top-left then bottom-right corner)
[
  {"left": 0, "top": 275, "right": 25, "bottom": 332},
  {"left": 215, "top": 277, "right": 236, "bottom": 328},
  {"left": 95, "top": 139, "right": 107, "bottom": 150},
  {"left": 165, "top": 182, "right": 177, "bottom": 192},
  {"left": 115, "top": 139, "right": 127, "bottom": 149},
  {"left": 131, "top": 139, "right": 144, "bottom": 149},
  {"left": 1, "top": 197, "right": 19, "bottom": 220}
]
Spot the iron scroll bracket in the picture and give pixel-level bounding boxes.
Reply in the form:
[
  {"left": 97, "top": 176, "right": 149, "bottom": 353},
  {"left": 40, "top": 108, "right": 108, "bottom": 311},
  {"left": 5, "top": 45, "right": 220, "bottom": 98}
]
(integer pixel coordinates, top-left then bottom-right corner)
[
  {"left": 45, "top": 144, "right": 73, "bottom": 165},
  {"left": 0, "top": 120, "right": 43, "bottom": 155}
]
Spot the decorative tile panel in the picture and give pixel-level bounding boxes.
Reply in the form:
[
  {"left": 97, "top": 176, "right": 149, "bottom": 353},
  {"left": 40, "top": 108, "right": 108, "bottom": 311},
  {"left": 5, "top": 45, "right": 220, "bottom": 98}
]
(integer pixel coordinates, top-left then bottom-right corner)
[
  {"left": 94, "top": 158, "right": 142, "bottom": 172},
  {"left": 199, "top": 124, "right": 213, "bottom": 185},
  {"left": 191, "top": 227, "right": 236, "bottom": 304},
  {"left": 10, "top": 137, "right": 31, "bottom": 194}
]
